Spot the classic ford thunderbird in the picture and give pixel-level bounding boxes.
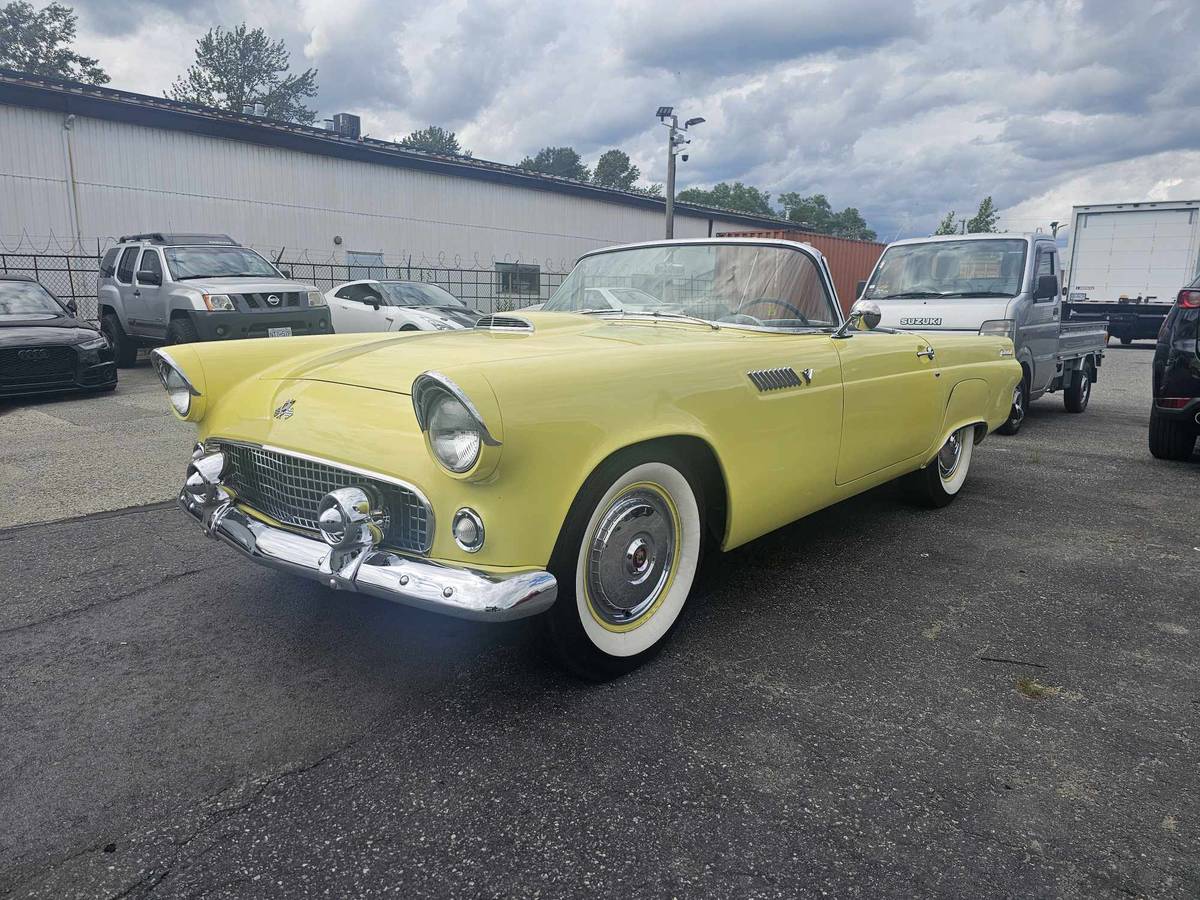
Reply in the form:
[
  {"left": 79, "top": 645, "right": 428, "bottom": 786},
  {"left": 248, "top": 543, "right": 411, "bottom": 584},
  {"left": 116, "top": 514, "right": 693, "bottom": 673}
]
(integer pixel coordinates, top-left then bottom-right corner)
[{"left": 155, "top": 239, "right": 1020, "bottom": 678}]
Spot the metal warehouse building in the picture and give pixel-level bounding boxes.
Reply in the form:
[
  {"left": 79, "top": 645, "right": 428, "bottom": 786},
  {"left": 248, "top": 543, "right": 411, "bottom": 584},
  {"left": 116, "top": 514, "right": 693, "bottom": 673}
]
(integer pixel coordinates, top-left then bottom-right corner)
[{"left": 0, "top": 69, "right": 788, "bottom": 314}]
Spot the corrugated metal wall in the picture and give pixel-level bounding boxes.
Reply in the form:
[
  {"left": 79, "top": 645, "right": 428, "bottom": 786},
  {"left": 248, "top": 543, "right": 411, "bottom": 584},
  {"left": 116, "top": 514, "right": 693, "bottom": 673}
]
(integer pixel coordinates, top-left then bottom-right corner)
[
  {"left": 1, "top": 104, "right": 755, "bottom": 268},
  {"left": 717, "top": 229, "right": 885, "bottom": 312}
]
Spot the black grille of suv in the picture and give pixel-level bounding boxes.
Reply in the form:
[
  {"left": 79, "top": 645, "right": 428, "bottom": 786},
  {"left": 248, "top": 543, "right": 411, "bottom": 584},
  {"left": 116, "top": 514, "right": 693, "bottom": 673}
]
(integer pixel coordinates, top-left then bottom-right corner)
[
  {"left": 212, "top": 441, "right": 432, "bottom": 554},
  {"left": 236, "top": 292, "right": 302, "bottom": 309},
  {"left": 0, "top": 346, "right": 76, "bottom": 383}
]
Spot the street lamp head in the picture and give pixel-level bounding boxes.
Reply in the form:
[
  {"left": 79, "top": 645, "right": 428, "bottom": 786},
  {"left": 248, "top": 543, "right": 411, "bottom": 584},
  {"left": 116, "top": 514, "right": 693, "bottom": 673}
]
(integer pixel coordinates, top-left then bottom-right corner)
[
  {"left": 684, "top": 116, "right": 706, "bottom": 127},
  {"left": 656, "top": 106, "right": 674, "bottom": 119}
]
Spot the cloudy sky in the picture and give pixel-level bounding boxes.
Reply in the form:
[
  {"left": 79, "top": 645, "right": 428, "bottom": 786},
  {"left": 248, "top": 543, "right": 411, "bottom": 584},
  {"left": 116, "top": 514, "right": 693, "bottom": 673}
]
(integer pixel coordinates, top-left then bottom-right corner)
[{"left": 71, "top": 0, "right": 1198, "bottom": 239}]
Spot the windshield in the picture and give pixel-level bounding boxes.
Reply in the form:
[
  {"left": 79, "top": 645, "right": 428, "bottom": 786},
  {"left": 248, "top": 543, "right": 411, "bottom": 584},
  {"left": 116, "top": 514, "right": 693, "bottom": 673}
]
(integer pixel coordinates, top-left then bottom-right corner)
[
  {"left": 865, "top": 239, "right": 1028, "bottom": 299},
  {"left": 0, "top": 281, "right": 66, "bottom": 318},
  {"left": 164, "top": 246, "right": 280, "bottom": 280},
  {"left": 544, "top": 243, "right": 838, "bottom": 329},
  {"left": 376, "top": 282, "right": 465, "bottom": 308}
]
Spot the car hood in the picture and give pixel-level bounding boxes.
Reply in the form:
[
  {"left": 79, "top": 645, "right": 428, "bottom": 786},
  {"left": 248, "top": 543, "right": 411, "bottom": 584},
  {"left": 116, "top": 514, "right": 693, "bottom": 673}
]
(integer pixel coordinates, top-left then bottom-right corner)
[
  {"left": 268, "top": 312, "right": 754, "bottom": 394},
  {"left": 0, "top": 316, "right": 99, "bottom": 346},
  {"left": 177, "top": 277, "right": 320, "bottom": 294},
  {"left": 873, "top": 298, "right": 1013, "bottom": 331}
]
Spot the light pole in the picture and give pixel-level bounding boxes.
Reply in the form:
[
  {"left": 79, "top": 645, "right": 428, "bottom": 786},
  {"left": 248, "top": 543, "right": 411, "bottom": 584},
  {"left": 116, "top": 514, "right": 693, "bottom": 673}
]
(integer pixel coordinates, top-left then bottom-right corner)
[{"left": 657, "top": 107, "right": 704, "bottom": 239}]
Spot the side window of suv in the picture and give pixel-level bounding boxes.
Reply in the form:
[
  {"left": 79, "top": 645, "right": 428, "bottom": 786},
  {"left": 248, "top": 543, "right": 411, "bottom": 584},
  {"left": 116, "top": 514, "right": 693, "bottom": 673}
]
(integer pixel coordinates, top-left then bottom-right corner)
[
  {"left": 100, "top": 248, "right": 119, "bottom": 278},
  {"left": 137, "top": 249, "right": 163, "bottom": 283},
  {"left": 116, "top": 247, "right": 139, "bottom": 284}
]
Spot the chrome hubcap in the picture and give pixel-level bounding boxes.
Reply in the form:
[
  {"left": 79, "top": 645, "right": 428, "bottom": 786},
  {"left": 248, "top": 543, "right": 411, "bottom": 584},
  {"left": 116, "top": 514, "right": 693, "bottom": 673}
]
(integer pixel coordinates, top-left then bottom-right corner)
[
  {"left": 1010, "top": 385, "right": 1025, "bottom": 424},
  {"left": 938, "top": 431, "right": 963, "bottom": 480},
  {"left": 586, "top": 487, "right": 676, "bottom": 626}
]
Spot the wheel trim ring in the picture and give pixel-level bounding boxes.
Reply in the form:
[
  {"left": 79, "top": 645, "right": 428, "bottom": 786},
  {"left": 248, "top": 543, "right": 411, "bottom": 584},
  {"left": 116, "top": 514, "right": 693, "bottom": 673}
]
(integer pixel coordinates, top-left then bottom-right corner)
[
  {"left": 1011, "top": 384, "right": 1025, "bottom": 424},
  {"left": 583, "top": 482, "right": 682, "bottom": 634},
  {"left": 937, "top": 431, "right": 963, "bottom": 480}
]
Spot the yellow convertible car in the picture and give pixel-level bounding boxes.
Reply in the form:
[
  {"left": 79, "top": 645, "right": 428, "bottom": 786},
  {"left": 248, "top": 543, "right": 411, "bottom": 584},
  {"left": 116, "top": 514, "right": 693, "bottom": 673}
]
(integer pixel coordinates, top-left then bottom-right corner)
[{"left": 154, "top": 239, "right": 1020, "bottom": 679}]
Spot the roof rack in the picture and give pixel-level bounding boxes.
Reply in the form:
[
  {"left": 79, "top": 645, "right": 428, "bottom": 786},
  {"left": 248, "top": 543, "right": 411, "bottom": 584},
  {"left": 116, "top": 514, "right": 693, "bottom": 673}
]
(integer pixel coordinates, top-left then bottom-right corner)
[{"left": 118, "top": 233, "right": 240, "bottom": 246}]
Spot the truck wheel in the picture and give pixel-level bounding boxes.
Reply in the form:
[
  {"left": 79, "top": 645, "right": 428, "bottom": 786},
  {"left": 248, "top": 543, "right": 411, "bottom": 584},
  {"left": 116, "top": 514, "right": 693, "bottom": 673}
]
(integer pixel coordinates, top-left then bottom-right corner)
[
  {"left": 541, "top": 447, "right": 704, "bottom": 681},
  {"left": 1148, "top": 408, "right": 1196, "bottom": 461},
  {"left": 166, "top": 317, "right": 201, "bottom": 346},
  {"left": 996, "top": 372, "right": 1029, "bottom": 435},
  {"left": 101, "top": 312, "right": 138, "bottom": 367},
  {"left": 1120, "top": 337, "right": 1132, "bottom": 346},
  {"left": 1063, "top": 361, "right": 1093, "bottom": 413},
  {"left": 909, "top": 425, "right": 975, "bottom": 508}
]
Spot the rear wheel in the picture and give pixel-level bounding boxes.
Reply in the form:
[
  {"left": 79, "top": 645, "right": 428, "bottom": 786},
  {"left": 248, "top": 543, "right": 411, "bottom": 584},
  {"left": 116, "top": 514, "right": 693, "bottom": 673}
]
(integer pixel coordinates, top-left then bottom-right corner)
[
  {"left": 541, "top": 448, "right": 703, "bottom": 681},
  {"left": 166, "top": 317, "right": 200, "bottom": 346},
  {"left": 1148, "top": 408, "right": 1196, "bottom": 461},
  {"left": 1120, "top": 337, "right": 1132, "bottom": 346},
  {"left": 997, "top": 371, "right": 1029, "bottom": 435},
  {"left": 1064, "top": 360, "right": 1094, "bottom": 413},
  {"left": 101, "top": 312, "right": 138, "bottom": 367},
  {"left": 909, "top": 425, "right": 975, "bottom": 508}
]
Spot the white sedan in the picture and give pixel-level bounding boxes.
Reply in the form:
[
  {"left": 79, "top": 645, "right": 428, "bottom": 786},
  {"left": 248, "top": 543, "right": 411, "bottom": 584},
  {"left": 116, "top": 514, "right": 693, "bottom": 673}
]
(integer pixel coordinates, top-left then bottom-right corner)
[{"left": 325, "top": 280, "right": 484, "bottom": 332}]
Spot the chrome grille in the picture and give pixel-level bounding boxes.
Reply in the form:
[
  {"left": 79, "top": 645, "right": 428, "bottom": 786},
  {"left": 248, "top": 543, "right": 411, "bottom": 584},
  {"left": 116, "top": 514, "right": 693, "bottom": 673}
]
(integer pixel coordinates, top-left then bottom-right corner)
[
  {"left": 475, "top": 315, "right": 533, "bottom": 332},
  {"left": 214, "top": 442, "right": 431, "bottom": 554}
]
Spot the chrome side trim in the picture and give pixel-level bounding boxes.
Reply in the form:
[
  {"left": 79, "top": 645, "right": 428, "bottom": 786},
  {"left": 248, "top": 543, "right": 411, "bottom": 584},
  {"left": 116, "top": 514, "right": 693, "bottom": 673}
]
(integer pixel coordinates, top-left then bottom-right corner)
[
  {"left": 748, "top": 367, "right": 803, "bottom": 391},
  {"left": 180, "top": 493, "right": 556, "bottom": 622},
  {"left": 411, "top": 371, "right": 502, "bottom": 447}
]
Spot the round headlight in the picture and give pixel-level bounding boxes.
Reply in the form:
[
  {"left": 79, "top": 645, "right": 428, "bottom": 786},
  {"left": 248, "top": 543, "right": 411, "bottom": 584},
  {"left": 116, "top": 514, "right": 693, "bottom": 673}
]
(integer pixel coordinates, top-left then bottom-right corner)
[
  {"left": 163, "top": 365, "right": 192, "bottom": 416},
  {"left": 428, "top": 393, "right": 482, "bottom": 473}
]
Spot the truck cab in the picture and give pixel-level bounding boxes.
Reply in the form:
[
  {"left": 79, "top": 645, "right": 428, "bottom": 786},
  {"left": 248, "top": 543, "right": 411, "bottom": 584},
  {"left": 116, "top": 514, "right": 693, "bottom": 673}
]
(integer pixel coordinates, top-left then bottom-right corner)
[
  {"left": 857, "top": 232, "right": 1105, "bottom": 434},
  {"left": 97, "top": 233, "right": 332, "bottom": 366}
]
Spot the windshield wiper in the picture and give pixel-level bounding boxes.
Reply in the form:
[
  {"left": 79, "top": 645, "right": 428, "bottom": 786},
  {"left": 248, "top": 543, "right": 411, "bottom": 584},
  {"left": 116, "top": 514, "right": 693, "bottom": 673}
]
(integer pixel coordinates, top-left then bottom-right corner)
[
  {"left": 938, "top": 291, "right": 1016, "bottom": 298},
  {"left": 873, "top": 291, "right": 950, "bottom": 299},
  {"left": 176, "top": 273, "right": 273, "bottom": 280},
  {"left": 582, "top": 308, "right": 719, "bottom": 330}
]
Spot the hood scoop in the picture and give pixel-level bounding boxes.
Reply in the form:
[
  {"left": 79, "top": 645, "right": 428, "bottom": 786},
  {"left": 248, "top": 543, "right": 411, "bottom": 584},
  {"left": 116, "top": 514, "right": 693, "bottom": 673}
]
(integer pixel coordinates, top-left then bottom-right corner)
[{"left": 475, "top": 314, "right": 534, "bottom": 333}]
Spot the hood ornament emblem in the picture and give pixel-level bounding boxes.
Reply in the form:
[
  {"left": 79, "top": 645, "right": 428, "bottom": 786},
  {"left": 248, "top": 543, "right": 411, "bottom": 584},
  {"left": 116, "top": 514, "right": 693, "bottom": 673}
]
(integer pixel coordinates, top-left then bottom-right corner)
[
  {"left": 273, "top": 398, "right": 296, "bottom": 420},
  {"left": 266, "top": 294, "right": 281, "bottom": 306}
]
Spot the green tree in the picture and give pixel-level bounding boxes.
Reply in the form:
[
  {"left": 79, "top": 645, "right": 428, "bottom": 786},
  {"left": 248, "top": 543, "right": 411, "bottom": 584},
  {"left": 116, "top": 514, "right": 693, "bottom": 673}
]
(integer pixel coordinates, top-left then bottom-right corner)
[
  {"left": 676, "top": 182, "right": 774, "bottom": 216},
  {"left": 518, "top": 146, "right": 590, "bottom": 181},
  {"left": 398, "top": 125, "right": 471, "bottom": 157},
  {"left": 0, "top": 1, "right": 107, "bottom": 83},
  {"left": 592, "top": 149, "right": 640, "bottom": 190},
  {"left": 168, "top": 24, "right": 319, "bottom": 124},
  {"left": 933, "top": 210, "right": 958, "bottom": 235},
  {"left": 966, "top": 196, "right": 999, "bottom": 233},
  {"left": 778, "top": 192, "right": 877, "bottom": 240}
]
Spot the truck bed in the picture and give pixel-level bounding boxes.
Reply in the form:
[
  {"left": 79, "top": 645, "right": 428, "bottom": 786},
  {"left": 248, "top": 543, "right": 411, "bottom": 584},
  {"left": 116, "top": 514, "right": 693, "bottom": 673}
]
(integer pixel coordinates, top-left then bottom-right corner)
[
  {"left": 1058, "top": 320, "right": 1109, "bottom": 357},
  {"left": 1064, "top": 299, "right": 1172, "bottom": 342}
]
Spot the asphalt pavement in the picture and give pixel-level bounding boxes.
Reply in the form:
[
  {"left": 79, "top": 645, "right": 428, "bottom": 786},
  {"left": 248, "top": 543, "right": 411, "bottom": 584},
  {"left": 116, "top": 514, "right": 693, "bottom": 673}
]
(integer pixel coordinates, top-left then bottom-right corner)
[{"left": 1, "top": 345, "right": 1196, "bottom": 898}]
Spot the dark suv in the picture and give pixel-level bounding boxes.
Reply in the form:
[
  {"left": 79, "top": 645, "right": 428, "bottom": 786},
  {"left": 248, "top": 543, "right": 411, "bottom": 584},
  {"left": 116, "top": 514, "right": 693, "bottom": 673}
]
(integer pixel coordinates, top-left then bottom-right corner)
[{"left": 1149, "top": 276, "right": 1200, "bottom": 461}]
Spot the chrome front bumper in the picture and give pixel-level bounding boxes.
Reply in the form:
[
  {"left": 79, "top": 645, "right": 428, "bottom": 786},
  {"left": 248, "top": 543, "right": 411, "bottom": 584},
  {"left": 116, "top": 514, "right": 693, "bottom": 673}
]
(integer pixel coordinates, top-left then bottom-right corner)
[{"left": 179, "top": 491, "right": 557, "bottom": 622}]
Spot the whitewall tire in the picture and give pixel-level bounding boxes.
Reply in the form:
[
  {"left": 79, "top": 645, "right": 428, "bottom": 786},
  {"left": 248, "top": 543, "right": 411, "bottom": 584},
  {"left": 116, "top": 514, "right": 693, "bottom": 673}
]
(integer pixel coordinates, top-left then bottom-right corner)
[
  {"left": 543, "top": 450, "right": 704, "bottom": 680},
  {"left": 910, "top": 425, "right": 975, "bottom": 508}
]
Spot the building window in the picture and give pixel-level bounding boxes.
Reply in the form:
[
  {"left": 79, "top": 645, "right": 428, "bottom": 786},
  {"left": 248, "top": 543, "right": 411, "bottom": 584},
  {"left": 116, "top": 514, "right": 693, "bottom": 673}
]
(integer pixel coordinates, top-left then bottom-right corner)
[
  {"left": 347, "top": 250, "right": 385, "bottom": 280},
  {"left": 496, "top": 263, "right": 540, "bottom": 295}
]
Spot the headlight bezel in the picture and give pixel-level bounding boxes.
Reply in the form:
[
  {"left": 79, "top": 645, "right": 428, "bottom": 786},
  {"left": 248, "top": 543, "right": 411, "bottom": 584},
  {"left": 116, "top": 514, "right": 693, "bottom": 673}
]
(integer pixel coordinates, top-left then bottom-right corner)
[
  {"left": 151, "top": 349, "right": 203, "bottom": 419},
  {"left": 202, "top": 293, "right": 235, "bottom": 312},
  {"left": 979, "top": 318, "right": 1016, "bottom": 340},
  {"left": 307, "top": 290, "right": 327, "bottom": 307},
  {"left": 411, "top": 372, "right": 501, "bottom": 477},
  {"left": 77, "top": 334, "right": 109, "bottom": 351}
]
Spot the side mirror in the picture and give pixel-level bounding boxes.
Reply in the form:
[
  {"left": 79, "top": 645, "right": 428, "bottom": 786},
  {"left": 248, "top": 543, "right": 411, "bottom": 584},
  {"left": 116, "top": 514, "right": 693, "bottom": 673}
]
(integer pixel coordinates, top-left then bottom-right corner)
[
  {"left": 855, "top": 279, "right": 867, "bottom": 299},
  {"left": 836, "top": 300, "right": 882, "bottom": 337},
  {"left": 137, "top": 269, "right": 162, "bottom": 286},
  {"left": 280, "top": 269, "right": 292, "bottom": 278},
  {"left": 65, "top": 299, "right": 78, "bottom": 316},
  {"left": 1034, "top": 274, "right": 1058, "bottom": 301}
]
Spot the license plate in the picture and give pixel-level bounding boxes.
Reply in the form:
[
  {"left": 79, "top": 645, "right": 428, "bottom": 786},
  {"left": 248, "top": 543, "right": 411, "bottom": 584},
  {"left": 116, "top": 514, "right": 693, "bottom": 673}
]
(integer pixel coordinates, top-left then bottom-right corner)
[{"left": 267, "top": 327, "right": 293, "bottom": 338}]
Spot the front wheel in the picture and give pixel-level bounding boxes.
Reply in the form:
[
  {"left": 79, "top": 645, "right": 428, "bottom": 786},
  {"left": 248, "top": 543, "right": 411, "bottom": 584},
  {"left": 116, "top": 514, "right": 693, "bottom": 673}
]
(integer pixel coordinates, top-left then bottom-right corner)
[
  {"left": 997, "top": 372, "right": 1029, "bottom": 435},
  {"left": 1063, "top": 361, "right": 1094, "bottom": 413},
  {"left": 909, "top": 425, "right": 975, "bottom": 508},
  {"left": 166, "top": 317, "right": 200, "bottom": 345},
  {"left": 541, "top": 450, "right": 703, "bottom": 680}
]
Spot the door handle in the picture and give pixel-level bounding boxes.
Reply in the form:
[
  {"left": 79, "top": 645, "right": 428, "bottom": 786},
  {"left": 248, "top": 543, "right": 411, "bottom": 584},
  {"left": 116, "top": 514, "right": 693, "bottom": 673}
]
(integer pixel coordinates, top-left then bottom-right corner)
[
  {"left": 132, "top": 290, "right": 140, "bottom": 297},
  {"left": 917, "top": 346, "right": 935, "bottom": 359}
]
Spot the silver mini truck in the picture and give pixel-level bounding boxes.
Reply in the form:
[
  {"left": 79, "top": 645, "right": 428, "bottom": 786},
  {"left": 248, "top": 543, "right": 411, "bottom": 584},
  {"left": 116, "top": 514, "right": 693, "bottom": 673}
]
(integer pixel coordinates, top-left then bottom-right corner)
[
  {"left": 97, "top": 233, "right": 332, "bottom": 366},
  {"left": 857, "top": 232, "right": 1107, "bottom": 434}
]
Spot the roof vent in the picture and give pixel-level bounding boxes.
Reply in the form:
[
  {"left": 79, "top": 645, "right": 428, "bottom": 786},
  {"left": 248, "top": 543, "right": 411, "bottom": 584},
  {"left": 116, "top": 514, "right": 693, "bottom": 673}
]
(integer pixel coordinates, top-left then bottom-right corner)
[{"left": 475, "top": 315, "right": 534, "bottom": 333}]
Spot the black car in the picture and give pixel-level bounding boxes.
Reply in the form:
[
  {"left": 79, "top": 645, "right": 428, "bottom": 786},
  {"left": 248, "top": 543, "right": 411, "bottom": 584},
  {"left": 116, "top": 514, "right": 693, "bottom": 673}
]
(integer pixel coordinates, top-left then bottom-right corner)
[
  {"left": 0, "top": 275, "right": 117, "bottom": 399},
  {"left": 1149, "top": 276, "right": 1200, "bottom": 460}
]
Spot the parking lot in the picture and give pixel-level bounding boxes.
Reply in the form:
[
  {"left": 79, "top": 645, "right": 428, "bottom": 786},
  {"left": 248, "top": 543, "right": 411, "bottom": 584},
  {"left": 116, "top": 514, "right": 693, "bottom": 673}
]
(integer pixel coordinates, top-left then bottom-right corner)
[{"left": 1, "top": 345, "right": 1197, "bottom": 898}]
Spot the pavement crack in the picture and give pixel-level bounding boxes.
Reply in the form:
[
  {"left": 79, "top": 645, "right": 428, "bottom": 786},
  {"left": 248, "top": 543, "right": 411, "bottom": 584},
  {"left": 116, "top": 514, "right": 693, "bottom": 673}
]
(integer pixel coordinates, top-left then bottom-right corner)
[
  {"left": 979, "top": 656, "right": 1048, "bottom": 669},
  {"left": 0, "top": 565, "right": 222, "bottom": 638}
]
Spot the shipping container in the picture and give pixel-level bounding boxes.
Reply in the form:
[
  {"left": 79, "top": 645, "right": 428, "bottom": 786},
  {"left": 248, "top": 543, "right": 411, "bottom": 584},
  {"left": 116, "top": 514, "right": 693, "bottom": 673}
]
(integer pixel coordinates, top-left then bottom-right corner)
[{"left": 716, "top": 228, "right": 885, "bottom": 313}]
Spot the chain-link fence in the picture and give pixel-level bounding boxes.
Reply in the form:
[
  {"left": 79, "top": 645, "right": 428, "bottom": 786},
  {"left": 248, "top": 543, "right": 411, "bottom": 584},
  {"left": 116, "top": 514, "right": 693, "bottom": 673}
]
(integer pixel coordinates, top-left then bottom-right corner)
[{"left": 0, "top": 252, "right": 567, "bottom": 321}]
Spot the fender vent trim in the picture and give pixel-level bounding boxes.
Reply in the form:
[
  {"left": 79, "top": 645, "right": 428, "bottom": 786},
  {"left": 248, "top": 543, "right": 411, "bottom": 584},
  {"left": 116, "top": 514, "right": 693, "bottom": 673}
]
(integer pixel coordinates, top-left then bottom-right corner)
[
  {"left": 748, "top": 367, "right": 803, "bottom": 391},
  {"left": 475, "top": 315, "right": 534, "bottom": 332}
]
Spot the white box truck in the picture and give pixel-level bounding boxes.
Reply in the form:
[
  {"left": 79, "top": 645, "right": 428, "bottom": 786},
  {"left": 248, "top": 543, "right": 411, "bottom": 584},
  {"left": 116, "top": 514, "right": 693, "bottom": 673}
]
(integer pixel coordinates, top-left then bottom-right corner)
[{"left": 1064, "top": 200, "right": 1200, "bottom": 344}]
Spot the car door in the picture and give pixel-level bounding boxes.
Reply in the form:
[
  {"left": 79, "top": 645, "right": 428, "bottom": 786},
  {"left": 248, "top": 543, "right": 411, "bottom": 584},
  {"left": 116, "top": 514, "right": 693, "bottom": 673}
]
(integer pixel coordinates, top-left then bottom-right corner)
[
  {"left": 831, "top": 330, "right": 944, "bottom": 484},
  {"left": 330, "top": 284, "right": 389, "bottom": 333},
  {"left": 113, "top": 246, "right": 142, "bottom": 333},
  {"left": 132, "top": 248, "right": 166, "bottom": 338},
  {"left": 1022, "top": 245, "right": 1061, "bottom": 394}
]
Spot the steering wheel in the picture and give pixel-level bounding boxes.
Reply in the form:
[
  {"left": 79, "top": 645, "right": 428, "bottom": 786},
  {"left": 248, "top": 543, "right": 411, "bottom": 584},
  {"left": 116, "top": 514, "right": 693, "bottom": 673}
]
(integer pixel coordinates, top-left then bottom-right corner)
[
  {"left": 718, "top": 313, "right": 764, "bottom": 326},
  {"left": 742, "top": 297, "right": 811, "bottom": 323}
]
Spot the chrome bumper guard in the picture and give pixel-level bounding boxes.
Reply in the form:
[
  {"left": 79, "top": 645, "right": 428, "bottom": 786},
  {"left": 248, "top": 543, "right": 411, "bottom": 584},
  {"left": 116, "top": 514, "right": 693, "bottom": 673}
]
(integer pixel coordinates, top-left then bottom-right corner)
[{"left": 179, "top": 486, "right": 557, "bottom": 623}]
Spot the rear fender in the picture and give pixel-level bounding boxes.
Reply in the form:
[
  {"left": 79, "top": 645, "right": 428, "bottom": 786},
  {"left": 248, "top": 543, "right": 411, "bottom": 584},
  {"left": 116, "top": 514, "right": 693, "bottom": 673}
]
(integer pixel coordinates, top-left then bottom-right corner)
[{"left": 926, "top": 378, "right": 989, "bottom": 463}]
